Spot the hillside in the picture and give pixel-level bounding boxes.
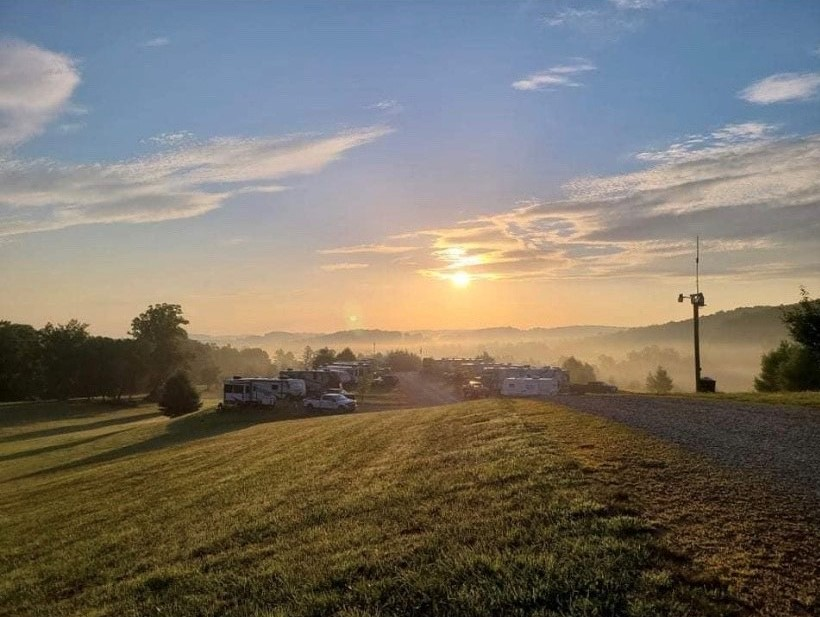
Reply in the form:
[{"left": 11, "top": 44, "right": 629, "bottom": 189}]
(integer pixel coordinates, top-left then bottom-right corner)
[{"left": 2, "top": 397, "right": 818, "bottom": 615}]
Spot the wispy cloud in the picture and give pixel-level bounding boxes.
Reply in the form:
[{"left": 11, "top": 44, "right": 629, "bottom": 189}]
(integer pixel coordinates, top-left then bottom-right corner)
[
  {"left": 0, "top": 39, "right": 80, "bottom": 147},
  {"left": 56, "top": 122, "right": 85, "bottom": 134},
  {"left": 609, "top": 0, "right": 666, "bottom": 9},
  {"left": 544, "top": 9, "right": 601, "bottom": 27},
  {"left": 512, "top": 61, "right": 596, "bottom": 91},
  {"left": 144, "top": 131, "right": 195, "bottom": 146},
  {"left": 327, "top": 126, "right": 820, "bottom": 282},
  {"left": 635, "top": 122, "right": 778, "bottom": 163},
  {"left": 0, "top": 126, "right": 392, "bottom": 236},
  {"left": 141, "top": 37, "right": 170, "bottom": 48},
  {"left": 739, "top": 72, "right": 820, "bottom": 104},
  {"left": 368, "top": 99, "right": 403, "bottom": 114},
  {"left": 318, "top": 244, "right": 418, "bottom": 255},
  {"left": 320, "top": 263, "right": 370, "bottom": 272}
]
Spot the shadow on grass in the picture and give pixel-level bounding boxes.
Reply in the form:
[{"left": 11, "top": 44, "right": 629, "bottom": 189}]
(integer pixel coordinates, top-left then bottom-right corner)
[
  {"left": 0, "top": 429, "right": 128, "bottom": 462},
  {"left": 0, "top": 410, "right": 163, "bottom": 444},
  {"left": 7, "top": 403, "right": 375, "bottom": 482}
]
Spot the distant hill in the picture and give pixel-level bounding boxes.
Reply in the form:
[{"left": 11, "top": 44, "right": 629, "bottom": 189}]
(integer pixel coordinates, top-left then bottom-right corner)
[{"left": 597, "top": 305, "right": 789, "bottom": 350}]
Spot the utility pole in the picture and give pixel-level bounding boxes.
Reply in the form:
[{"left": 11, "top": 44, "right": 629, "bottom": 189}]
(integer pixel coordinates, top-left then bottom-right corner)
[{"left": 678, "top": 237, "right": 709, "bottom": 392}]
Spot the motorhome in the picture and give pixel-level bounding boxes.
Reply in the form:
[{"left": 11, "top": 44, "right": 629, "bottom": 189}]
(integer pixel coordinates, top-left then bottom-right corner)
[
  {"left": 222, "top": 377, "right": 306, "bottom": 408},
  {"left": 500, "top": 377, "right": 560, "bottom": 398}
]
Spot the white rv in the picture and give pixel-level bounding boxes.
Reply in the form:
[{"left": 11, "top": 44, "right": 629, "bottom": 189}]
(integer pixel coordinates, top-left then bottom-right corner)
[
  {"left": 222, "top": 377, "right": 306, "bottom": 408},
  {"left": 501, "top": 377, "right": 560, "bottom": 398}
]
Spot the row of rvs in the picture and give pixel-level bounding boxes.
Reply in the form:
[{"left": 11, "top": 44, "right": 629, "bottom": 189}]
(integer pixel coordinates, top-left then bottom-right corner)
[{"left": 221, "top": 361, "right": 375, "bottom": 409}]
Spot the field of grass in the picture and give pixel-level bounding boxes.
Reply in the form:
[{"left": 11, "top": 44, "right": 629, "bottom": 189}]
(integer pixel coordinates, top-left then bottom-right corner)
[
  {"left": 1, "top": 397, "right": 815, "bottom": 616},
  {"left": 689, "top": 390, "right": 820, "bottom": 409}
]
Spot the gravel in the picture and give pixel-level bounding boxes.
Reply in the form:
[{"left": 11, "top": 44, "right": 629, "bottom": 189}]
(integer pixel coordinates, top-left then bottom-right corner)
[{"left": 555, "top": 394, "right": 820, "bottom": 499}]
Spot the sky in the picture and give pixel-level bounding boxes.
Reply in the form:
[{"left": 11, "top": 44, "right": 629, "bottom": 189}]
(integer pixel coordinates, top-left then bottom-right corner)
[{"left": 0, "top": 0, "right": 819, "bottom": 336}]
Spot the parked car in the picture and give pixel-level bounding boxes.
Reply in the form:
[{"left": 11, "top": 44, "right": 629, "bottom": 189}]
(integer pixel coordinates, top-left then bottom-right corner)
[{"left": 304, "top": 393, "right": 357, "bottom": 412}]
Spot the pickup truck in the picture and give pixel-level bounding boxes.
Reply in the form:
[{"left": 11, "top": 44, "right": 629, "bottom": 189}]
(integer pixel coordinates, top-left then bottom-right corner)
[{"left": 304, "top": 393, "right": 357, "bottom": 412}]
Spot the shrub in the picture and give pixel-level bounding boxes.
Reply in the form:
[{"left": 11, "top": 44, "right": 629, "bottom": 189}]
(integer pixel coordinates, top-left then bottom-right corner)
[
  {"left": 159, "top": 372, "right": 201, "bottom": 417},
  {"left": 646, "top": 366, "right": 674, "bottom": 394}
]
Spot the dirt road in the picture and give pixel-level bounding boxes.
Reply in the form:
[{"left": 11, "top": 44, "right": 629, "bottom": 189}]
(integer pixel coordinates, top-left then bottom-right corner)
[{"left": 556, "top": 394, "right": 820, "bottom": 499}]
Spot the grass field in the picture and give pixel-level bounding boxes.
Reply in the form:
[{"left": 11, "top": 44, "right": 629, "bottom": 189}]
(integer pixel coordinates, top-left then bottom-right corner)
[{"left": 0, "top": 397, "right": 815, "bottom": 616}]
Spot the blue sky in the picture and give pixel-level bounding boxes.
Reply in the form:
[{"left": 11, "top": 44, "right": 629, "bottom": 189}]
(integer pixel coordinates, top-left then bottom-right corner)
[{"left": 1, "top": 1, "right": 819, "bottom": 334}]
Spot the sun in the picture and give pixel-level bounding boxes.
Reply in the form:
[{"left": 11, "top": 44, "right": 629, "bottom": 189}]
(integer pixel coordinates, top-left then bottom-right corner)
[{"left": 451, "top": 271, "right": 472, "bottom": 288}]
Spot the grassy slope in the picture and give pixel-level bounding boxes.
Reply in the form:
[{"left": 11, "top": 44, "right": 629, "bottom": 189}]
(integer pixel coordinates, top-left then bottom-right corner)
[{"left": 0, "top": 399, "right": 814, "bottom": 616}]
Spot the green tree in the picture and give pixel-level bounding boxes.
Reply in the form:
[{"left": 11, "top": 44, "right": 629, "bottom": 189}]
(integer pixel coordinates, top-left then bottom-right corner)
[
  {"left": 646, "top": 366, "right": 674, "bottom": 394},
  {"left": 301, "top": 345, "right": 315, "bottom": 370},
  {"left": 386, "top": 350, "right": 422, "bottom": 372},
  {"left": 312, "top": 347, "right": 337, "bottom": 369},
  {"left": 130, "top": 304, "right": 190, "bottom": 399},
  {"left": 336, "top": 347, "right": 357, "bottom": 362},
  {"left": 0, "top": 321, "right": 43, "bottom": 401},
  {"left": 159, "top": 372, "right": 201, "bottom": 417},
  {"left": 783, "top": 287, "right": 820, "bottom": 359},
  {"left": 755, "top": 289, "right": 820, "bottom": 392},
  {"left": 40, "top": 320, "right": 90, "bottom": 400},
  {"left": 754, "top": 341, "right": 820, "bottom": 392},
  {"left": 561, "top": 356, "right": 597, "bottom": 385}
]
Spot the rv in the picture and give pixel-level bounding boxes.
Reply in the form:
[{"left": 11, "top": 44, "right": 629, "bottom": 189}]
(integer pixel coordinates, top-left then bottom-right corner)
[
  {"left": 500, "top": 377, "right": 560, "bottom": 398},
  {"left": 279, "top": 369, "right": 341, "bottom": 396},
  {"left": 222, "top": 377, "right": 306, "bottom": 408}
]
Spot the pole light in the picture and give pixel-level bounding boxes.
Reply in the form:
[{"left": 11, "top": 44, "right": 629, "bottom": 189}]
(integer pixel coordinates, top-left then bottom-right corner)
[{"left": 678, "top": 237, "right": 714, "bottom": 392}]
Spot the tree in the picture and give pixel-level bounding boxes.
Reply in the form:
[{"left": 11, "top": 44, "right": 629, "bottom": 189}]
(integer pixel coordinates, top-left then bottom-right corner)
[
  {"left": 755, "top": 289, "right": 820, "bottom": 392},
  {"left": 159, "top": 372, "right": 201, "bottom": 416},
  {"left": 782, "top": 287, "right": 820, "bottom": 359},
  {"left": 386, "top": 350, "right": 422, "bottom": 372},
  {"left": 561, "top": 356, "right": 597, "bottom": 384},
  {"left": 40, "top": 320, "right": 90, "bottom": 400},
  {"left": 0, "top": 321, "right": 43, "bottom": 401},
  {"left": 130, "top": 304, "right": 190, "bottom": 399},
  {"left": 755, "top": 341, "right": 820, "bottom": 392},
  {"left": 312, "top": 347, "right": 337, "bottom": 369},
  {"left": 336, "top": 347, "right": 357, "bottom": 362},
  {"left": 646, "top": 366, "right": 674, "bottom": 394},
  {"left": 301, "top": 346, "right": 315, "bottom": 370}
]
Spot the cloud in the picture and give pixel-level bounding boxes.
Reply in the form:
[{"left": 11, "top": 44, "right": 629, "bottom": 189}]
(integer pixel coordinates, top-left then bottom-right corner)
[
  {"left": 512, "top": 62, "right": 596, "bottom": 91},
  {"left": 739, "top": 72, "right": 820, "bottom": 104},
  {"left": 0, "top": 126, "right": 391, "bottom": 236},
  {"left": 544, "top": 9, "right": 601, "bottom": 27},
  {"left": 0, "top": 39, "right": 80, "bottom": 147},
  {"left": 320, "top": 263, "right": 370, "bottom": 272},
  {"left": 141, "top": 37, "right": 170, "bottom": 48},
  {"left": 368, "top": 99, "right": 403, "bottom": 114},
  {"left": 326, "top": 125, "right": 820, "bottom": 282},
  {"left": 609, "top": 0, "right": 666, "bottom": 8},
  {"left": 144, "top": 131, "right": 195, "bottom": 146},
  {"left": 318, "top": 244, "right": 418, "bottom": 255},
  {"left": 635, "top": 122, "right": 777, "bottom": 163}
]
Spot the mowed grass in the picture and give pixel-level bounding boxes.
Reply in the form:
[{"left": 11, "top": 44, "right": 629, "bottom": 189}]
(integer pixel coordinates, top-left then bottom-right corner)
[
  {"left": 684, "top": 390, "right": 820, "bottom": 409},
  {"left": 0, "top": 398, "right": 745, "bottom": 617}
]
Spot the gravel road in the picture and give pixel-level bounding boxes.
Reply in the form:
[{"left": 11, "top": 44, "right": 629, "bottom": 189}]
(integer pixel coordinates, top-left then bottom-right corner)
[{"left": 556, "top": 394, "right": 820, "bottom": 499}]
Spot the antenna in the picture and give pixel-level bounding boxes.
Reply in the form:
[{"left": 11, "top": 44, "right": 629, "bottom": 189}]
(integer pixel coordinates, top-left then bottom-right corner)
[{"left": 696, "top": 235, "right": 700, "bottom": 294}]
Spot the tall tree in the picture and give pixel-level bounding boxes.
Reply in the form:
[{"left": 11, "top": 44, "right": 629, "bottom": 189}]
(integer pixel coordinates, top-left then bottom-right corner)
[
  {"left": 0, "top": 321, "right": 43, "bottom": 401},
  {"left": 312, "top": 347, "right": 337, "bottom": 369},
  {"left": 561, "top": 356, "right": 597, "bottom": 385},
  {"left": 301, "top": 346, "right": 315, "bottom": 370},
  {"left": 130, "top": 304, "right": 190, "bottom": 399},
  {"left": 40, "top": 320, "right": 90, "bottom": 400},
  {"left": 783, "top": 287, "right": 820, "bottom": 359},
  {"left": 336, "top": 347, "right": 357, "bottom": 362}
]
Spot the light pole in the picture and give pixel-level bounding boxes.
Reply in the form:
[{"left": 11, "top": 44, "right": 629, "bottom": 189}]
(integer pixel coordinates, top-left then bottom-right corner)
[{"left": 678, "top": 237, "right": 711, "bottom": 392}]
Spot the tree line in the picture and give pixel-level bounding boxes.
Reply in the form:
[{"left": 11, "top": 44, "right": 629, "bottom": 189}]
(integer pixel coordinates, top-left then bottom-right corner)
[{"left": 0, "top": 304, "right": 297, "bottom": 402}]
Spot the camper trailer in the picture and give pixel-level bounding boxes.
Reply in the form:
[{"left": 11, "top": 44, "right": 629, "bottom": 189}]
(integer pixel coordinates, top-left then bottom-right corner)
[
  {"left": 222, "top": 377, "right": 306, "bottom": 408},
  {"left": 279, "top": 369, "right": 341, "bottom": 396},
  {"left": 500, "top": 377, "right": 560, "bottom": 398}
]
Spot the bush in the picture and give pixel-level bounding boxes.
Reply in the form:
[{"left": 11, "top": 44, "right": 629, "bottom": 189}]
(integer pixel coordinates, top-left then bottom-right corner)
[
  {"left": 159, "top": 372, "right": 202, "bottom": 417},
  {"left": 755, "top": 341, "right": 820, "bottom": 392},
  {"left": 646, "top": 366, "right": 674, "bottom": 394}
]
